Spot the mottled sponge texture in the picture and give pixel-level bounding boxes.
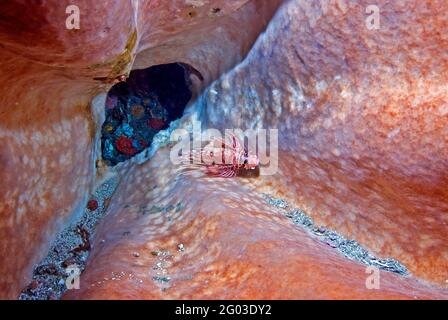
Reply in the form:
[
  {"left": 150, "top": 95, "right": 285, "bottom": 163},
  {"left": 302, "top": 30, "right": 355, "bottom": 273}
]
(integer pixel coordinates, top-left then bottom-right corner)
[{"left": 1, "top": 0, "right": 448, "bottom": 300}]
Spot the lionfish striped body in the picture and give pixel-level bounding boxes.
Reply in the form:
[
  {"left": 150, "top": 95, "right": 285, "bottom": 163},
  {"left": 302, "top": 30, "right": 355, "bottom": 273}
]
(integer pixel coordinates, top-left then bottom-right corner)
[{"left": 181, "top": 135, "right": 259, "bottom": 178}]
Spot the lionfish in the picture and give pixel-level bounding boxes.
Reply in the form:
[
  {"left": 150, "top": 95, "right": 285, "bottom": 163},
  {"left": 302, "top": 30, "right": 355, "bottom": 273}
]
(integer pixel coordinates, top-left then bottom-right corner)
[{"left": 180, "top": 134, "right": 259, "bottom": 178}]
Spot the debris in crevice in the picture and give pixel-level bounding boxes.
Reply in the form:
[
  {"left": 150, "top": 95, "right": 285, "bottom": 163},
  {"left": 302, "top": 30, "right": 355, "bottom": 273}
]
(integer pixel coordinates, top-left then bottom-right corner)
[
  {"left": 86, "top": 199, "right": 99, "bottom": 211},
  {"left": 19, "top": 177, "right": 119, "bottom": 300},
  {"left": 264, "top": 195, "right": 409, "bottom": 276}
]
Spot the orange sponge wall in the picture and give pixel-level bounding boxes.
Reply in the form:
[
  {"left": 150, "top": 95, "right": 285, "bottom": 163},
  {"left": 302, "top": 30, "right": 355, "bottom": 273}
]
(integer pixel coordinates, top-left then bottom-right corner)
[
  {"left": 66, "top": 0, "right": 448, "bottom": 299},
  {"left": 200, "top": 0, "right": 448, "bottom": 285},
  {"left": 0, "top": 0, "right": 282, "bottom": 299},
  {"left": 1, "top": 0, "right": 447, "bottom": 299}
]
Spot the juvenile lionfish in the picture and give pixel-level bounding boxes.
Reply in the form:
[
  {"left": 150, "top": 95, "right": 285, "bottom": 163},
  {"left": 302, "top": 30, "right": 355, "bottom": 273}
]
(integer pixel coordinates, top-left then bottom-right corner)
[{"left": 180, "top": 134, "right": 259, "bottom": 178}]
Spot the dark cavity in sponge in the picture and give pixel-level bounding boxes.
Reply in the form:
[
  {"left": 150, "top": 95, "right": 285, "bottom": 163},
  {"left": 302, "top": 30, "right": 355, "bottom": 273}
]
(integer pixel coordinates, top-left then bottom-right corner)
[{"left": 101, "top": 63, "right": 194, "bottom": 166}]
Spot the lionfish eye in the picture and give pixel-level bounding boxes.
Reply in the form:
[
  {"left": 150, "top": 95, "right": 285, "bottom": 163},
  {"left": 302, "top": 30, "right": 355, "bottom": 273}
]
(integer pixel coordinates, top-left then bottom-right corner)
[{"left": 243, "top": 159, "right": 248, "bottom": 164}]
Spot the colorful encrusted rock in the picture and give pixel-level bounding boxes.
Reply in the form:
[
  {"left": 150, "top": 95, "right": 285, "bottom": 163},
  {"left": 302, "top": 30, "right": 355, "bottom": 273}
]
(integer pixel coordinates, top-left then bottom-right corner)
[
  {"left": 100, "top": 64, "right": 192, "bottom": 166},
  {"left": 147, "top": 118, "right": 166, "bottom": 130},
  {"left": 115, "top": 136, "right": 137, "bottom": 156}
]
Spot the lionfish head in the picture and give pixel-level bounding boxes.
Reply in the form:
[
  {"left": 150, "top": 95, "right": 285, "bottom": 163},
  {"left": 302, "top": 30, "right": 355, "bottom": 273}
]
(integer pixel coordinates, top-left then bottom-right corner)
[{"left": 243, "top": 154, "right": 259, "bottom": 170}]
